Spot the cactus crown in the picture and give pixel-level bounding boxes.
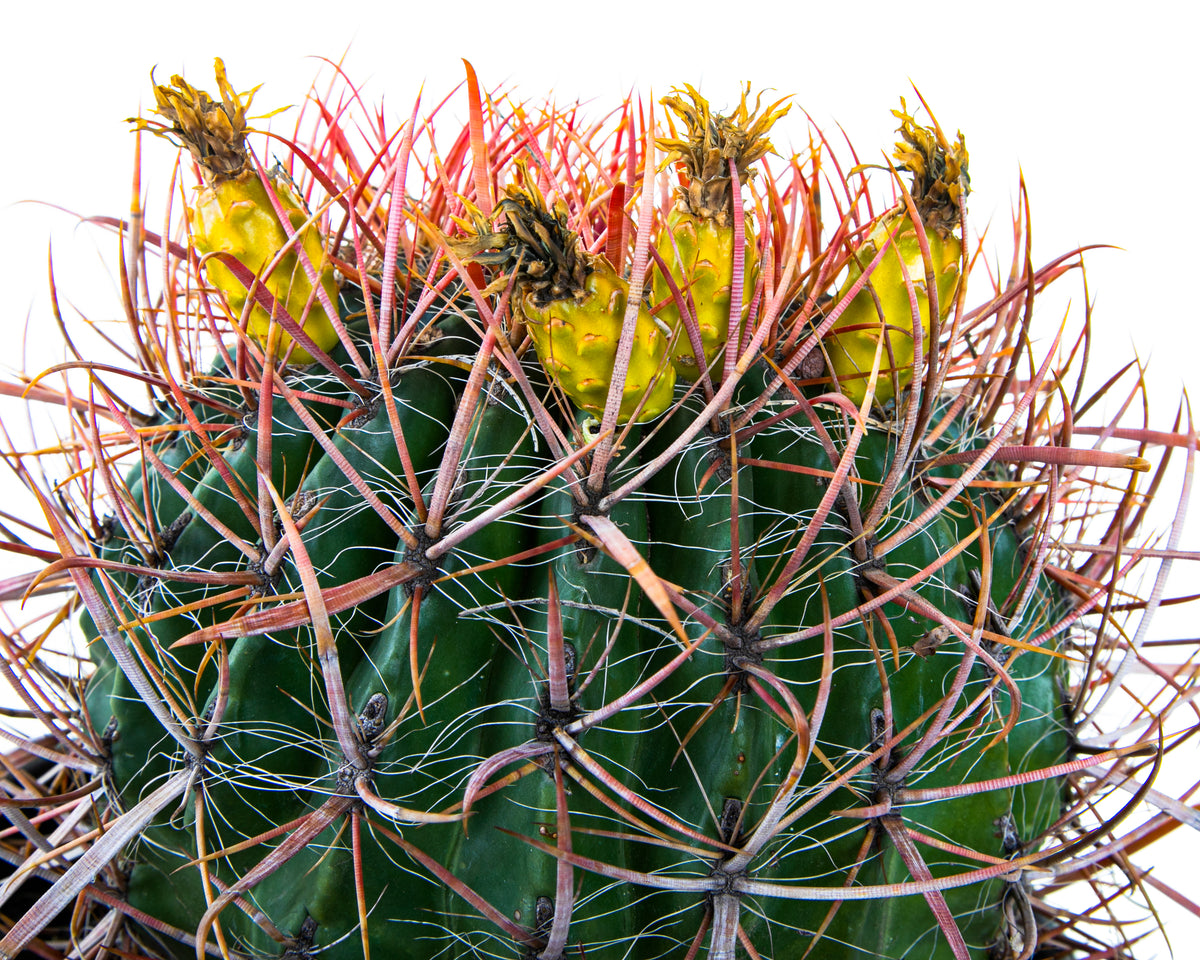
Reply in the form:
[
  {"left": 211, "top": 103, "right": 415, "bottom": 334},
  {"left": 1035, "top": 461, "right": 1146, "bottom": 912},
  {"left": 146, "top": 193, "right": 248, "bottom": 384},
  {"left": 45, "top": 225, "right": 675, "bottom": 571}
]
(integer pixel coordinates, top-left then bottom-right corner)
[
  {"left": 455, "top": 169, "right": 594, "bottom": 306},
  {"left": 658, "top": 83, "right": 790, "bottom": 225},
  {"left": 138, "top": 57, "right": 258, "bottom": 183},
  {"left": 892, "top": 97, "right": 970, "bottom": 235}
]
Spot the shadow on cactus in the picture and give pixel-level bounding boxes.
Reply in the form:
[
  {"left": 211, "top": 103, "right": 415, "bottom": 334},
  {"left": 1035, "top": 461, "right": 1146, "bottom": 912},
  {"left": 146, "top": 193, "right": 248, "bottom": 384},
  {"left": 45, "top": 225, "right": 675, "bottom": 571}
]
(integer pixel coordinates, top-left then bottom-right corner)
[{"left": 1, "top": 59, "right": 1197, "bottom": 960}]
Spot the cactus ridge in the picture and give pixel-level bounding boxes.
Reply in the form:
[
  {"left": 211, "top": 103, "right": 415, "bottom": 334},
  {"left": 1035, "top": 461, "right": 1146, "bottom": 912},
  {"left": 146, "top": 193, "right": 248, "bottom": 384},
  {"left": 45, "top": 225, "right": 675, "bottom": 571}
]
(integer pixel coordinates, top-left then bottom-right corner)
[{"left": 1, "top": 64, "right": 1194, "bottom": 960}]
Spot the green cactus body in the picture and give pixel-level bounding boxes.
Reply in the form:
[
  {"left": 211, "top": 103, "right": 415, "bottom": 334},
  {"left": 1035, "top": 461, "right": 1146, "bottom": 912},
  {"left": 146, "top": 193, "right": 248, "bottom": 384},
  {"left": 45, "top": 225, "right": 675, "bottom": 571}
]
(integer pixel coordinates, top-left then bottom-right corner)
[
  {"left": 90, "top": 354, "right": 243, "bottom": 613},
  {"left": 89, "top": 359, "right": 345, "bottom": 794},
  {"left": 319, "top": 382, "right": 538, "bottom": 954},
  {"left": 633, "top": 399, "right": 779, "bottom": 947},
  {"left": 82, "top": 346, "right": 1071, "bottom": 960},
  {"left": 730, "top": 401, "right": 1068, "bottom": 957},
  {"left": 84, "top": 421, "right": 231, "bottom": 704},
  {"left": 501, "top": 482, "right": 650, "bottom": 950},
  {"left": 88, "top": 343, "right": 455, "bottom": 952}
]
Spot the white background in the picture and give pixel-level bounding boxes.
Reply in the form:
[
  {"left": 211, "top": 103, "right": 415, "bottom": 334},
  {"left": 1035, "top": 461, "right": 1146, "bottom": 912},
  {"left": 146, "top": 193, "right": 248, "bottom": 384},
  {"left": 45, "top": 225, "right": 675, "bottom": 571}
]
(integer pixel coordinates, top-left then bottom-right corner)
[{"left": 2, "top": 1, "right": 1197, "bottom": 954}]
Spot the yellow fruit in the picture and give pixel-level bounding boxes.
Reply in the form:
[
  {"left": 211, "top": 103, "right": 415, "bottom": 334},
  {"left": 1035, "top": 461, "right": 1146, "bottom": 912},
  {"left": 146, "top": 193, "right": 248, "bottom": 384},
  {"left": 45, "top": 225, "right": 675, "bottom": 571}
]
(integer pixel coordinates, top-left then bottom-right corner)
[
  {"left": 826, "top": 217, "right": 961, "bottom": 406},
  {"left": 827, "top": 100, "right": 969, "bottom": 406},
  {"left": 655, "top": 85, "right": 788, "bottom": 381},
  {"left": 190, "top": 170, "right": 338, "bottom": 364},
  {"left": 139, "top": 59, "right": 338, "bottom": 363},
  {"left": 652, "top": 208, "right": 757, "bottom": 380},
  {"left": 524, "top": 255, "right": 675, "bottom": 422},
  {"left": 454, "top": 171, "right": 676, "bottom": 423}
]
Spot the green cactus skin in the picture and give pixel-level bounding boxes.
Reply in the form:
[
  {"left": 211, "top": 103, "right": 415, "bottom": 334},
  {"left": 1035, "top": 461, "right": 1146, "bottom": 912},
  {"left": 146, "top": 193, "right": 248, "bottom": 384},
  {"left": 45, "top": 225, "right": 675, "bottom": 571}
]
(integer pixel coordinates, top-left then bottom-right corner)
[
  {"left": 87, "top": 369, "right": 335, "bottom": 791},
  {"left": 81, "top": 333, "right": 457, "bottom": 954},
  {"left": 737, "top": 403, "right": 1067, "bottom": 957},
  {"left": 632, "top": 396, "right": 776, "bottom": 948},
  {"left": 89, "top": 355, "right": 243, "bottom": 611}
]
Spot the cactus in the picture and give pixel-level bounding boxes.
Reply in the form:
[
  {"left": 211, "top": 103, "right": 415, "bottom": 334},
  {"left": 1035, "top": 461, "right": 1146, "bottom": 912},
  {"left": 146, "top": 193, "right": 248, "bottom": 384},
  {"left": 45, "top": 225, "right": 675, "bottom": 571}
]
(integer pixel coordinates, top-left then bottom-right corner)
[{"left": 1, "top": 62, "right": 1196, "bottom": 960}]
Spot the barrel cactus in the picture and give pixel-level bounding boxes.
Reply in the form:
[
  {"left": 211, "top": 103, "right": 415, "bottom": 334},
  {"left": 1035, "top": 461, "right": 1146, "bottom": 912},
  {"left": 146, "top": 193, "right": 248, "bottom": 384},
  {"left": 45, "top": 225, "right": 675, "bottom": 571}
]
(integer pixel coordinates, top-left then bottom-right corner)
[{"left": 1, "top": 61, "right": 1195, "bottom": 960}]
